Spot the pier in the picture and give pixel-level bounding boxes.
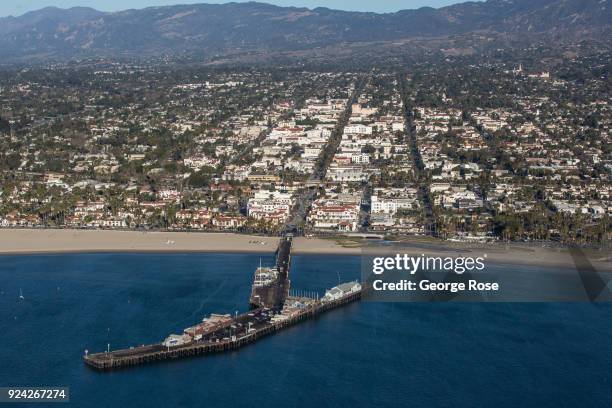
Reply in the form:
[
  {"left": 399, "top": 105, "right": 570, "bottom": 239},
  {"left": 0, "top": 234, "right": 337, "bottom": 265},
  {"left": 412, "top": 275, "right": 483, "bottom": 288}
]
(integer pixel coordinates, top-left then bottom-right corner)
[
  {"left": 84, "top": 234, "right": 361, "bottom": 371},
  {"left": 84, "top": 291, "right": 360, "bottom": 370},
  {"left": 249, "top": 235, "right": 292, "bottom": 309}
]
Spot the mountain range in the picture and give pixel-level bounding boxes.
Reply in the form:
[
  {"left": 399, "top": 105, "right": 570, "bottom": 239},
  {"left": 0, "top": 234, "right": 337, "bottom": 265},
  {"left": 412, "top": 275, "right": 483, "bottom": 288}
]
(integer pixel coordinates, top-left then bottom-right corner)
[{"left": 0, "top": 0, "right": 609, "bottom": 62}]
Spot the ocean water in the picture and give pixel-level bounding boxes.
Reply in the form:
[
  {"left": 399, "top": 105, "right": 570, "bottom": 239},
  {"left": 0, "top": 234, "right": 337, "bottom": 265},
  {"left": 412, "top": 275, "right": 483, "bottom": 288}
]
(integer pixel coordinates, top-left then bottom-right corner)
[{"left": 0, "top": 252, "right": 611, "bottom": 407}]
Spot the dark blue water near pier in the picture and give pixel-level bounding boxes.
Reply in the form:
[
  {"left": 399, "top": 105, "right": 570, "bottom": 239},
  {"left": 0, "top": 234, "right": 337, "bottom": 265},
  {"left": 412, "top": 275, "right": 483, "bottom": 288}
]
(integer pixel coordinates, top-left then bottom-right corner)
[{"left": 0, "top": 253, "right": 611, "bottom": 407}]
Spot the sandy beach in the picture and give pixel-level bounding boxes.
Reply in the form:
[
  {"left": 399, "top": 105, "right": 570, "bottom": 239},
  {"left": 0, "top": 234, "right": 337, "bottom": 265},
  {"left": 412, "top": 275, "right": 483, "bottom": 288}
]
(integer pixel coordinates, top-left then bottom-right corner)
[
  {"left": 0, "top": 229, "right": 280, "bottom": 254},
  {"left": 0, "top": 228, "right": 609, "bottom": 271},
  {"left": 295, "top": 235, "right": 611, "bottom": 271}
]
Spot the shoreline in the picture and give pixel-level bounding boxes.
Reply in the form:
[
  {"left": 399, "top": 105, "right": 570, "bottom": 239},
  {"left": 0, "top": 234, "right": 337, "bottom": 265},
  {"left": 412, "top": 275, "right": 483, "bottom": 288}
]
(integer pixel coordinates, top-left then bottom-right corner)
[
  {"left": 0, "top": 228, "right": 609, "bottom": 271},
  {"left": 0, "top": 229, "right": 280, "bottom": 255}
]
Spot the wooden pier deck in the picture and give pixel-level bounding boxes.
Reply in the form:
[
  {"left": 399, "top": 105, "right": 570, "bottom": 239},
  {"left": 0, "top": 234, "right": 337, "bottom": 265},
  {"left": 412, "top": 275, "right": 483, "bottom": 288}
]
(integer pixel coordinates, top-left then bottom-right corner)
[
  {"left": 84, "top": 290, "right": 361, "bottom": 371},
  {"left": 249, "top": 236, "right": 292, "bottom": 309}
]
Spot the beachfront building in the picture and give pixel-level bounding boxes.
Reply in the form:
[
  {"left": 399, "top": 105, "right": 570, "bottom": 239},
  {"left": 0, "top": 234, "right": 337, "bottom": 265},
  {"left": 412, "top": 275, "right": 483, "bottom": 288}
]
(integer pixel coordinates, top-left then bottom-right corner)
[
  {"left": 307, "top": 199, "right": 360, "bottom": 232},
  {"left": 247, "top": 190, "right": 294, "bottom": 225}
]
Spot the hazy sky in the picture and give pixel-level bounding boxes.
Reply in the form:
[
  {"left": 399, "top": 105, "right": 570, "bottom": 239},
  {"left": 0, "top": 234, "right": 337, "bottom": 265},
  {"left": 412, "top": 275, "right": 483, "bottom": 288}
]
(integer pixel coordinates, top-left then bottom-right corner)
[{"left": 3, "top": 1, "right": 467, "bottom": 17}]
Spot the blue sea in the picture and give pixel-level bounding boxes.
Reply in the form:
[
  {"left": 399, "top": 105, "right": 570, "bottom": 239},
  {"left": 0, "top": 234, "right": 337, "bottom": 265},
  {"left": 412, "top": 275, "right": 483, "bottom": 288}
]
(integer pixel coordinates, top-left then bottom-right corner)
[{"left": 0, "top": 253, "right": 611, "bottom": 407}]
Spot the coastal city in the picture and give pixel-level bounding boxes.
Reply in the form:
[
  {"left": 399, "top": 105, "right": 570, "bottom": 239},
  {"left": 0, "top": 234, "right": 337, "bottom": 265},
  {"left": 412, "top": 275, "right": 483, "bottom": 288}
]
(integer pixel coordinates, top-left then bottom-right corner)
[
  {"left": 1, "top": 0, "right": 612, "bottom": 406},
  {"left": 0, "top": 52, "right": 610, "bottom": 246}
]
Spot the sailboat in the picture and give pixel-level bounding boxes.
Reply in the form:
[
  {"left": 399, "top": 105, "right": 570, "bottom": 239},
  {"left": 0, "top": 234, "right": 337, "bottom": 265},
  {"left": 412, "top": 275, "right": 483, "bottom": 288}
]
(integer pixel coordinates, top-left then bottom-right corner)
[{"left": 19, "top": 289, "right": 24, "bottom": 300}]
